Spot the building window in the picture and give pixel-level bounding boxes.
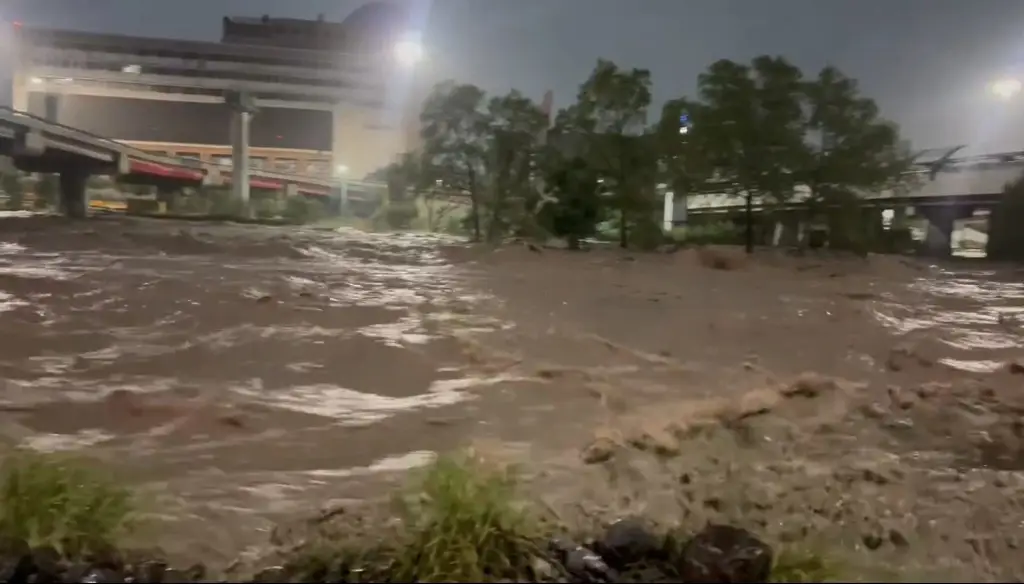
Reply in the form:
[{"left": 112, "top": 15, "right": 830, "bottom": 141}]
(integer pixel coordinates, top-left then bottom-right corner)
[{"left": 275, "top": 158, "right": 298, "bottom": 172}]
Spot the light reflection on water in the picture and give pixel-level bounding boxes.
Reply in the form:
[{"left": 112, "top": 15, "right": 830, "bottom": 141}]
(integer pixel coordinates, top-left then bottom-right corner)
[{"left": 871, "top": 267, "right": 1024, "bottom": 371}]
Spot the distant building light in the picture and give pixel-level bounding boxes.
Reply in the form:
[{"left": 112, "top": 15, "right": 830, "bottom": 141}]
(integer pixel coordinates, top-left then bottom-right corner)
[
  {"left": 29, "top": 77, "right": 43, "bottom": 85},
  {"left": 122, "top": 64, "right": 141, "bottom": 74}
]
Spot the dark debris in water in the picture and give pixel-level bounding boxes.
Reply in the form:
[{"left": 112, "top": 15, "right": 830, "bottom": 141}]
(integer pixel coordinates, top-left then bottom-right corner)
[{"left": 0, "top": 523, "right": 774, "bottom": 583}]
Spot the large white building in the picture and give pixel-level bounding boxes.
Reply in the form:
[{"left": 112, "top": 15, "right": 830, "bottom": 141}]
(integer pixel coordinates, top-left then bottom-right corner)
[{"left": 8, "top": 1, "right": 423, "bottom": 180}]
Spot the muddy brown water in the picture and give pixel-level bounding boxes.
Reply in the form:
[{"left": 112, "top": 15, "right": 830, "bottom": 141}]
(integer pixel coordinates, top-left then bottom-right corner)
[{"left": 0, "top": 214, "right": 1022, "bottom": 566}]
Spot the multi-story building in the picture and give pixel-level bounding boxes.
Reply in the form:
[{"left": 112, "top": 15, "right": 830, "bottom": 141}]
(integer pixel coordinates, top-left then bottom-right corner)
[{"left": 8, "top": 1, "right": 423, "bottom": 180}]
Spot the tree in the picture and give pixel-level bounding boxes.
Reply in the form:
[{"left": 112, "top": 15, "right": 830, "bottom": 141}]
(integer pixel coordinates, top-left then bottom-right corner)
[
  {"left": 485, "top": 90, "right": 550, "bottom": 240},
  {"left": 653, "top": 98, "right": 715, "bottom": 235},
  {"left": 419, "top": 81, "right": 491, "bottom": 242},
  {"left": 538, "top": 154, "right": 603, "bottom": 249},
  {"left": 799, "top": 66, "right": 914, "bottom": 250},
  {"left": 555, "top": 59, "right": 656, "bottom": 248},
  {"left": 688, "top": 56, "right": 807, "bottom": 252},
  {"left": 377, "top": 151, "right": 423, "bottom": 230}
]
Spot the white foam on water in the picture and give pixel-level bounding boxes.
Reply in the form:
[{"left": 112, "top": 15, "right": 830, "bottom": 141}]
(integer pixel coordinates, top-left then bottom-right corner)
[{"left": 21, "top": 429, "right": 114, "bottom": 452}]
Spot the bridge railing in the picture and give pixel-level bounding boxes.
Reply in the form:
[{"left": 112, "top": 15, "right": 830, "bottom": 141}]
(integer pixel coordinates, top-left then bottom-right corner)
[{"left": 0, "top": 106, "right": 129, "bottom": 153}]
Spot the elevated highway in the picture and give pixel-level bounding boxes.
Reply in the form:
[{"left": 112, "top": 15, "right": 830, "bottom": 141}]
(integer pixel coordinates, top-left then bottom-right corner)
[
  {"left": 0, "top": 106, "right": 385, "bottom": 216},
  {"left": 683, "top": 148, "right": 1024, "bottom": 216}
]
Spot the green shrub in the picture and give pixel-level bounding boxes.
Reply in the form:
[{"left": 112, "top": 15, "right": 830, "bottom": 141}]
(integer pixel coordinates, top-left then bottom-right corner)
[
  {"left": 288, "top": 453, "right": 544, "bottom": 583},
  {"left": 770, "top": 547, "right": 842, "bottom": 582},
  {"left": 283, "top": 195, "right": 326, "bottom": 224},
  {"left": 674, "top": 222, "right": 743, "bottom": 246},
  {"left": 375, "top": 201, "right": 419, "bottom": 230},
  {"left": 0, "top": 451, "right": 135, "bottom": 557}
]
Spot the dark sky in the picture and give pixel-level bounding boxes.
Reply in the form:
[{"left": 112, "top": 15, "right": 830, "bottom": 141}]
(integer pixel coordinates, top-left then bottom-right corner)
[{"left": 4, "top": 0, "right": 1024, "bottom": 154}]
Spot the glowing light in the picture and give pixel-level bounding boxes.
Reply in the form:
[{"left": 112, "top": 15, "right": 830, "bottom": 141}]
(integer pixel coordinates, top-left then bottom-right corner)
[
  {"left": 393, "top": 39, "right": 424, "bottom": 67},
  {"left": 335, "top": 164, "right": 349, "bottom": 177},
  {"left": 991, "top": 78, "right": 1022, "bottom": 100},
  {"left": 29, "top": 77, "right": 42, "bottom": 85}
]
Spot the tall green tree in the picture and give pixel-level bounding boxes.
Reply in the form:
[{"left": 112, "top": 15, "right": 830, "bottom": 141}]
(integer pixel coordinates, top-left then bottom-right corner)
[
  {"left": 799, "top": 66, "right": 914, "bottom": 249},
  {"left": 378, "top": 151, "right": 424, "bottom": 229},
  {"left": 654, "top": 98, "right": 713, "bottom": 223},
  {"left": 555, "top": 59, "right": 656, "bottom": 248},
  {"left": 486, "top": 90, "right": 549, "bottom": 240},
  {"left": 689, "top": 56, "right": 807, "bottom": 252},
  {"left": 419, "top": 81, "right": 491, "bottom": 241},
  {"left": 537, "top": 154, "right": 603, "bottom": 249}
]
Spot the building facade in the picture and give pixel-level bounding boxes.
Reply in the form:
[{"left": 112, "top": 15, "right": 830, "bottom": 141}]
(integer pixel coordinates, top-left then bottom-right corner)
[{"left": 9, "top": 1, "right": 420, "bottom": 180}]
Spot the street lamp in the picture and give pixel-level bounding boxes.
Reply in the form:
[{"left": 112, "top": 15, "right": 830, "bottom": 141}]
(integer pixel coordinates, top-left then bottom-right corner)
[
  {"left": 991, "top": 78, "right": 1022, "bottom": 100},
  {"left": 393, "top": 39, "right": 424, "bottom": 67}
]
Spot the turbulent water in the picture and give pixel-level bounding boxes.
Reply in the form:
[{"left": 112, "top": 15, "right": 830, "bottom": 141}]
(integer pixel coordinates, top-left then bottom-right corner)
[
  {"left": 870, "top": 265, "right": 1024, "bottom": 372},
  {"left": 0, "top": 214, "right": 1022, "bottom": 561}
]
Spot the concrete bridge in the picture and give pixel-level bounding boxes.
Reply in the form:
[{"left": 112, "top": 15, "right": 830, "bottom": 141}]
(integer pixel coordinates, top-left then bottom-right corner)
[
  {"left": 669, "top": 148, "right": 1024, "bottom": 255},
  {"left": 0, "top": 106, "right": 385, "bottom": 216}
]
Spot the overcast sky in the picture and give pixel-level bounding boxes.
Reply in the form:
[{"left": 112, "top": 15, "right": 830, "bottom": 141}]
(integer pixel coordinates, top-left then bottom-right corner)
[{"left": 4, "top": 0, "right": 1024, "bottom": 154}]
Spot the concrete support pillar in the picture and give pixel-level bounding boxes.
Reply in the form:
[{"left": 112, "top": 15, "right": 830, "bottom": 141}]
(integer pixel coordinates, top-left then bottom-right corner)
[
  {"left": 11, "top": 69, "right": 28, "bottom": 113},
  {"left": 226, "top": 90, "right": 257, "bottom": 216},
  {"left": 230, "top": 110, "right": 251, "bottom": 210},
  {"left": 43, "top": 93, "right": 60, "bottom": 123},
  {"left": 922, "top": 212, "right": 955, "bottom": 257},
  {"left": 662, "top": 191, "right": 674, "bottom": 233},
  {"left": 58, "top": 170, "right": 88, "bottom": 219}
]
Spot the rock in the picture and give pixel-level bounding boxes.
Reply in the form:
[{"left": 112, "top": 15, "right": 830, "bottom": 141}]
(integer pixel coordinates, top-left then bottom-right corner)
[
  {"left": 596, "top": 517, "right": 661, "bottom": 570},
  {"left": 549, "top": 538, "right": 617, "bottom": 583},
  {"left": 581, "top": 436, "right": 617, "bottom": 464},
  {"left": 31, "top": 545, "right": 64, "bottom": 583},
  {"left": 529, "top": 556, "right": 556, "bottom": 580},
  {"left": 131, "top": 559, "right": 168, "bottom": 583},
  {"left": 0, "top": 537, "right": 32, "bottom": 583},
  {"left": 677, "top": 524, "right": 773, "bottom": 583}
]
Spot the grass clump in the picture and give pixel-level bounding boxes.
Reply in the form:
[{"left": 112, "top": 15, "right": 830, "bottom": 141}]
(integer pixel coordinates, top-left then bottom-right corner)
[
  {"left": 770, "top": 547, "right": 843, "bottom": 582},
  {"left": 288, "top": 452, "right": 546, "bottom": 583},
  {"left": 389, "top": 452, "right": 544, "bottom": 582},
  {"left": 0, "top": 450, "right": 135, "bottom": 557}
]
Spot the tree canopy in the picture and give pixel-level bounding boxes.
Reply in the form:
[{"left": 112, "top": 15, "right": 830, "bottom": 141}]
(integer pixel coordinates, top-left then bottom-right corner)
[{"left": 381, "top": 53, "right": 913, "bottom": 251}]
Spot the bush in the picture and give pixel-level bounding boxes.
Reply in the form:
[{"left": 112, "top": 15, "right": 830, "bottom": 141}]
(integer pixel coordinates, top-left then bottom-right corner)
[
  {"left": 0, "top": 451, "right": 134, "bottom": 557},
  {"left": 283, "top": 196, "right": 326, "bottom": 224},
  {"left": 375, "top": 201, "right": 419, "bottom": 230},
  {"left": 674, "top": 222, "right": 743, "bottom": 246},
  {"left": 288, "top": 453, "right": 543, "bottom": 583}
]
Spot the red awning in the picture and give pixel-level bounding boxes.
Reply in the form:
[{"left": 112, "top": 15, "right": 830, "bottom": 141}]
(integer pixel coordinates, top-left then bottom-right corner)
[{"left": 129, "top": 159, "right": 204, "bottom": 182}]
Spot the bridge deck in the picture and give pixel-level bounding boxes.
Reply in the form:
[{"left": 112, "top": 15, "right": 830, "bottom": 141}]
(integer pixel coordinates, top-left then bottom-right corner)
[{"left": 687, "top": 162, "right": 1024, "bottom": 211}]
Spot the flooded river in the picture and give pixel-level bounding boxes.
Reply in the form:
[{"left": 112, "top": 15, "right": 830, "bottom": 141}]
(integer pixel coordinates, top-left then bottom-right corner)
[{"left": 0, "top": 214, "right": 1022, "bottom": 562}]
